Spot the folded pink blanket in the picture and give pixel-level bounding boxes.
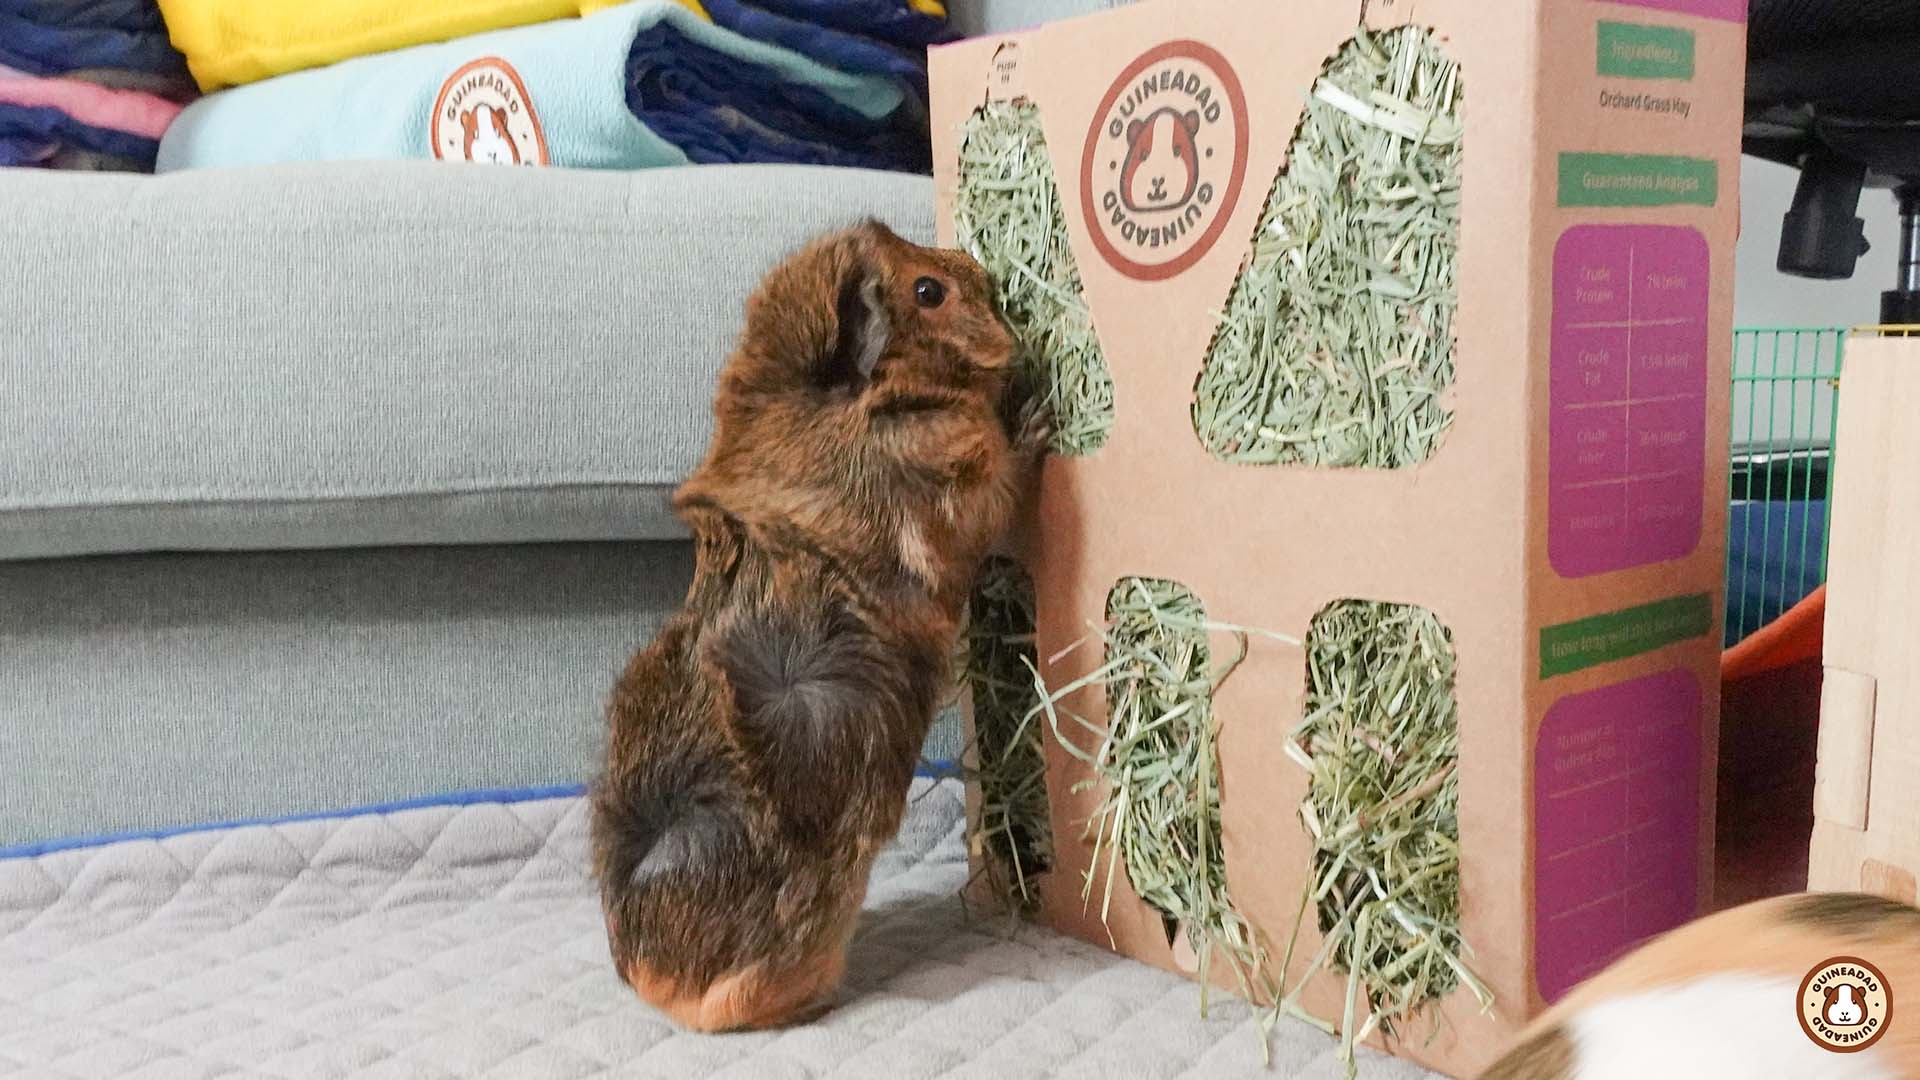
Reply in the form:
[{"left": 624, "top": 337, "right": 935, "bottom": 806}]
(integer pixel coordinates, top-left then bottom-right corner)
[{"left": 0, "top": 72, "right": 181, "bottom": 138}]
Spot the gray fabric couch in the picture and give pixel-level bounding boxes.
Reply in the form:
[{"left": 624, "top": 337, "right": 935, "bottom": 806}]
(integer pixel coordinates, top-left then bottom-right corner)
[
  {"left": 0, "top": 162, "right": 946, "bottom": 847},
  {"left": 0, "top": 0, "right": 1127, "bottom": 850}
]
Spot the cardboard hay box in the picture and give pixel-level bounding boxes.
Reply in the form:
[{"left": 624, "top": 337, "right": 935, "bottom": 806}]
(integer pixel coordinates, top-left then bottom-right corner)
[
  {"left": 932, "top": 0, "right": 1744, "bottom": 1073},
  {"left": 1812, "top": 334, "right": 1920, "bottom": 907}
]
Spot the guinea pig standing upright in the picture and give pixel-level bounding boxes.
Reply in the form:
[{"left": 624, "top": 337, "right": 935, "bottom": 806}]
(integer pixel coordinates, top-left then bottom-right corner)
[
  {"left": 1478, "top": 892, "right": 1920, "bottom": 1080},
  {"left": 591, "top": 220, "right": 1045, "bottom": 1033}
]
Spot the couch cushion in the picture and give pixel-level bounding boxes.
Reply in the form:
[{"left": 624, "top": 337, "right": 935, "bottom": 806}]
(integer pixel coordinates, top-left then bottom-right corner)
[{"left": 0, "top": 161, "right": 934, "bottom": 561}]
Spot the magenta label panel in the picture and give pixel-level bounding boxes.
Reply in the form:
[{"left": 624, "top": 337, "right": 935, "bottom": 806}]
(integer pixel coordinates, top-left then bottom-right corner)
[
  {"left": 1534, "top": 667, "right": 1702, "bottom": 1002},
  {"left": 1549, "top": 225, "right": 1710, "bottom": 578},
  {"left": 1598, "top": 0, "right": 1746, "bottom": 23}
]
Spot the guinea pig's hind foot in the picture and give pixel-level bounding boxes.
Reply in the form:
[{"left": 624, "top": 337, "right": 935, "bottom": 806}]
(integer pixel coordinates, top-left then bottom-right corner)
[{"left": 625, "top": 948, "right": 846, "bottom": 1033}]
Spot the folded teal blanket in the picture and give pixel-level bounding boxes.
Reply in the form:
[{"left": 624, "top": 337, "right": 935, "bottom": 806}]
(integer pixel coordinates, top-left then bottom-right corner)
[{"left": 155, "top": 0, "right": 920, "bottom": 172}]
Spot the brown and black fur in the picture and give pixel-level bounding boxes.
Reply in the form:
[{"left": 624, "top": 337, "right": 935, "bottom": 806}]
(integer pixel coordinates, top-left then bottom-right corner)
[{"left": 591, "top": 221, "right": 1045, "bottom": 1033}]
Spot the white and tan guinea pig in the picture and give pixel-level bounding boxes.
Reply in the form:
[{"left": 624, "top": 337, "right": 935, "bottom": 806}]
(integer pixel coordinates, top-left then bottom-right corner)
[{"left": 1479, "top": 892, "right": 1919, "bottom": 1079}]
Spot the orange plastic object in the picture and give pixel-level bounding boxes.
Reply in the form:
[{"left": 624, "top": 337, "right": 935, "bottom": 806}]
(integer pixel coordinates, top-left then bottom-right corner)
[{"left": 1722, "top": 585, "right": 1826, "bottom": 684}]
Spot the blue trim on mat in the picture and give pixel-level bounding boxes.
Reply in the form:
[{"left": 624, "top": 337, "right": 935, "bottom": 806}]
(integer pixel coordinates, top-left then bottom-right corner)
[
  {"left": 0, "top": 783, "right": 587, "bottom": 862},
  {"left": 4, "top": 762, "right": 962, "bottom": 862}
]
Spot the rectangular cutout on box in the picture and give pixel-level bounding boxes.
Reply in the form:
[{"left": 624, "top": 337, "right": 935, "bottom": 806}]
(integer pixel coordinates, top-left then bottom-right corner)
[
  {"left": 1042, "top": 576, "right": 1275, "bottom": 996},
  {"left": 961, "top": 556, "right": 1052, "bottom": 910},
  {"left": 1293, "top": 598, "right": 1477, "bottom": 1035}
]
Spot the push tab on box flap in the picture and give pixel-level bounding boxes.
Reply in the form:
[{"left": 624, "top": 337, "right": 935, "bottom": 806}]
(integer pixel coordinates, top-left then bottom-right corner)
[
  {"left": 984, "top": 41, "right": 1027, "bottom": 104},
  {"left": 1358, "top": 0, "right": 1416, "bottom": 30},
  {"left": 1814, "top": 666, "right": 1877, "bottom": 830},
  {"left": 1861, "top": 860, "right": 1918, "bottom": 906}
]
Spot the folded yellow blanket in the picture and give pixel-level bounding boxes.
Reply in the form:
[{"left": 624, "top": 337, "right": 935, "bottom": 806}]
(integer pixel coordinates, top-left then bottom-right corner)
[
  {"left": 578, "top": 0, "right": 703, "bottom": 14},
  {"left": 158, "top": 0, "right": 709, "bottom": 90}
]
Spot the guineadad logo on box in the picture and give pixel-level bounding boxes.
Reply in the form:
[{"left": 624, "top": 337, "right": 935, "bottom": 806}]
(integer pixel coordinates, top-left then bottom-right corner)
[
  {"left": 1079, "top": 40, "right": 1247, "bottom": 281},
  {"left": 1798, "top": 956, "right": 1893, "bottom": 1053},
  {"left": 431, "top": 57, "right": 550, "bottom": 166}
]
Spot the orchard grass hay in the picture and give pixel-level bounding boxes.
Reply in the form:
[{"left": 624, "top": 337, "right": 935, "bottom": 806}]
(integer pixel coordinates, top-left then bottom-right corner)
[
  {"left": 1038, "top": 577, "right": 1295, "bottom": 1044},
  {"left": 959, "top": 557, "right": 1052, "bottom": 912},
  {"left": 954, "top": 100, "right": 1115, "bottom": 455},
  {"left": 1281, "top": 600, "right": 1490, "bottom": 1067},
  {"left": 1193, "top": 26, "right": 1462, "bottom": 468}
]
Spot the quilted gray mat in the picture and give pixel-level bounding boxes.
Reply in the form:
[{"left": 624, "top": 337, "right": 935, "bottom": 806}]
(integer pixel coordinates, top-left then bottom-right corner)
[{"left": 0, "top": 780, "right": 1441, "bottom": 1079}]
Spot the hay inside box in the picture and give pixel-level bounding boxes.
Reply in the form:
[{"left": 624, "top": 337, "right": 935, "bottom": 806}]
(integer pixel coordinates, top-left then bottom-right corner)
[
  {"left": 936, "top": 0, "right": 1743, "bottom": 1074},
  {"left": 959, "top": 556, "right": 1051, "bottom": 910}
]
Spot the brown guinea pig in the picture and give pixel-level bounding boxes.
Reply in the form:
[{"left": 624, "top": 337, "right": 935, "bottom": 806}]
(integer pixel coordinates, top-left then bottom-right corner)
[
  {"left": 1478, "top": 892, "right": 1920, "bottom": 1080},
  {"left": 590, "top": 220, "right": 1046, "bottom": 1034}
]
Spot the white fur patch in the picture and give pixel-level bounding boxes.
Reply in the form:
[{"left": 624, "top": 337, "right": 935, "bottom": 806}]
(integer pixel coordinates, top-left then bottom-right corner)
[
  {"left": 1566, "top": 975, "right": 1897, "bottom": 1080},
  {"left": 897, "top": 521, "right": 938, "bottom": 584}
]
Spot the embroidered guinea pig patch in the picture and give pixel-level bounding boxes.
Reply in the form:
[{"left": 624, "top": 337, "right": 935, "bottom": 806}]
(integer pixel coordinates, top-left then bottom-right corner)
[
  {"left": 431, "top": 57, "right": 549, "bottom": 166},
  {"left": 1799, "top": 956, "right": 1893, "bottom": 1052}
]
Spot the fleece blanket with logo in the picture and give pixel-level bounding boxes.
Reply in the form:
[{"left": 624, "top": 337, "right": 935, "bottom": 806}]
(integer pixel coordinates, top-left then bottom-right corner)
[{"left": 155, "top": 0, "right": 929, "bottom": 174}]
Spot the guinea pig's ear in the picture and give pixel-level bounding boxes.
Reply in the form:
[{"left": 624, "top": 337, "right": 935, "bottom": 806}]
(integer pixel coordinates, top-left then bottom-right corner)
[
  {"left": 824, "top": 254, "right": 890, "bottom": 386},
  {"left": 1126, "top": 118, "right": 1146, "bottom": 148}
]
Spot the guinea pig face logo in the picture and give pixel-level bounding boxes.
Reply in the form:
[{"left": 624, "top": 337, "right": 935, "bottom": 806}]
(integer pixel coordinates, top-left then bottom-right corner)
[
  {"left": 459, "top": 104, "right": 519, "bottom": 164},
  {"left": 1799, "top": 957, "right": 1892, "bottom": 1052},
  {"left": 1080, "top": 40, "right": 1247, "bottom": 281},
  {"left": 1825, "top": 984, "right": 1866, "bottom": 1027},
  {"left": 1120, "top": 107, "right": 1201, "bottom": 213},
  {"left": 431, "top": 57, "right": 549, "bottom": 166}
]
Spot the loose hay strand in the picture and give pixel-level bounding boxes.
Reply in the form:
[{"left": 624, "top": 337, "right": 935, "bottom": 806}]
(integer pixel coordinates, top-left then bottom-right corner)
[
  {"left": 1288, "top": 600, "right": 1491, "bottom": 1071},
  {"left": 1193, "top": 26, "right": 1463, "bottom": 468},
  {"left": 954, "top": 100, "right": 1115, "bottom": 455},
  {"left": 958, "top": 557, "right": 1052, "bottom": 912}
]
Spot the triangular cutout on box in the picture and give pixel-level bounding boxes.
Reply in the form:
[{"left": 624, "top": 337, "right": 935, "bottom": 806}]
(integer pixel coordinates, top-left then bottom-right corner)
[{"left": 1191, "top": 26, "right": 1463, "bottom": 469}]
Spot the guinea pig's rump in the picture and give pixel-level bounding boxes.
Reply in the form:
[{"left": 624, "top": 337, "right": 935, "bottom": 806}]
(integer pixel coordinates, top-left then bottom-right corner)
[{"left": 622, "top": 939, "right": 851, "bottom": 1033}]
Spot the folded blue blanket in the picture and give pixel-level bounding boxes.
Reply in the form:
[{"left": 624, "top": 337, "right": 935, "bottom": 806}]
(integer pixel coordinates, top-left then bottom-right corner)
[
  {"left": 626, "top": 19, "right": 927, "bottom": 169},
  {"left": 744, "top": 0, "right": 952, "bottom": 47},
  {"left": 0, "top": 129, "right": 50, "bottom": 164},
  {"left": 157, "top": 1, "right": 924, "bottom": 173},
  {"left": 698, "top": 0, "right": 955, "bottom": 100},
  {"left": 0, "top": 11, "right": 185, "bottom": 77},
  {"left": 0, "top": 101, "right": 160, "bottom": 164},
  {"left": 0, "top": 0, "right": 168, "bottom": 34}
]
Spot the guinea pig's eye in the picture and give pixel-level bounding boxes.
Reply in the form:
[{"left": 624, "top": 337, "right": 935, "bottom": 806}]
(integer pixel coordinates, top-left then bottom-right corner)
[{"left": 913, "top": 276, "right": 947, "bottom": 309}]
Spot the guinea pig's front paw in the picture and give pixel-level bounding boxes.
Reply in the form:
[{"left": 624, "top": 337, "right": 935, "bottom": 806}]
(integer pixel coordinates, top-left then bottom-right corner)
[{"left": 1013, "top": 396, "right": 1055, "bottom": 460}]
